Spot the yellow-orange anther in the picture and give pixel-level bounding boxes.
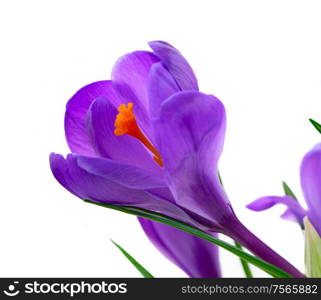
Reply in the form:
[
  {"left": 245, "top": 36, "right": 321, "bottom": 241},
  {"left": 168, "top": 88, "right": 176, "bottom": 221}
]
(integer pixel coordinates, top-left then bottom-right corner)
[
  {"left": 114, "top": 103, "right": 163, "bottom": 167},
  {"left": 114, "top": 103, "right": 137, "bottom": 136}
]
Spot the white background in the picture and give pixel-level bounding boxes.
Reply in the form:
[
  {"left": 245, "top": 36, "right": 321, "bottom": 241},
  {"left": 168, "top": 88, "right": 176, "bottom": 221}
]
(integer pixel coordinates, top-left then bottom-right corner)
[{"left": 1, "top": 0, "right": 320, "bottom": 277}]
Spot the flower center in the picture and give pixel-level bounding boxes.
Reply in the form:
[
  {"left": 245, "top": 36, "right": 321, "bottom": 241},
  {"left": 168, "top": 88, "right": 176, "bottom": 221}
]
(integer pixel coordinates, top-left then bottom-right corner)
[{"left": 114, "top": 103, "right": 163, "bottom": 167}]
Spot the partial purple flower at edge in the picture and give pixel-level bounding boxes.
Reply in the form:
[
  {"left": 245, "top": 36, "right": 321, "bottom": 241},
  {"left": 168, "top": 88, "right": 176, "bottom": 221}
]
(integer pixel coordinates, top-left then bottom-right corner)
[{"left": 247, "top": 143, "right": 321, "bottom": 237}]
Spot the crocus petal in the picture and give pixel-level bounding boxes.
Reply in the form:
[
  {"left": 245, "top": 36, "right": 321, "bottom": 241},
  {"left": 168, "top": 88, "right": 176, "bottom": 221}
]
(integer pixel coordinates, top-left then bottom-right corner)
[
  {"left": 149, "top": 41, "right": 198, "bottom": 91},
  {"left": 139, "top": 218, "right": 221, "bottom": 278},
  {"left": 49, "top": 153, "right": 195, "bottom": 223},
  {"left": 247, "top": 196, "right": 306, "bottom": 227},
  {"left": 154, "top": 91, "right": 232, "bottom": 228},
  {"left": 111, "top": 51, "right": 159, "bottom": 140},
  {"left": 301, "top": 143, "right": 321, "bottom": 236},
  {"left": 65, "top": 80, "right": 125, "bottom": 156},
  {"left": 112, "top": 51, "right": 159, "bottom": 108},
  {"left": 148, "top": 62, "right": 180, "bottom": 120},
  {"left": 77, "top": 155, "right": 165, "bottom": 190},
  {"left": 86, "top": 97, "right": 160, "bottom": 173},
  {"left": 280, "top": 209, "right": 302, "bottom": 223}
]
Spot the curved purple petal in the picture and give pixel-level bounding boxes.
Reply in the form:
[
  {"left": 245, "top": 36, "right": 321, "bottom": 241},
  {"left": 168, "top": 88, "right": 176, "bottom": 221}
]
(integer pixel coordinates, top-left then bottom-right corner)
[
  {"left": 148, "top": 62, "right": 180, "bottom": 120},
  {"left": 111, "top": 51, "right": 159, "bottom": 108},
  {"left": 139, "top": 218, "right": 221, "bottom": 278},
  {"left": 149, "top": 41, "right": 198, "bottom": 91},
  {"left": 49, "top": 153, "right": 195, "bottom": 224},
  {"left": 247, "top": 196, "right": 306, "bottom": 227},
  {"left": 280, "top": 209, "right": 302, "bottom": 223},
  {"left": 65, "top": 80, "right": 125, "bottom": 156},
  {"left": 77, "top": 155, "right": 165, "bottom": 190},
  {"left": 86, "top": 97, "right": 161, "bottom": 173},
  {"left": 111, "top": 51, "right": 159, "bottom": 140},
  {"left": 301, "top": 143, "right": 321, "bottom": 236},
  {"left": 154, "top": 91, "right": 233, "bottom": 228}
]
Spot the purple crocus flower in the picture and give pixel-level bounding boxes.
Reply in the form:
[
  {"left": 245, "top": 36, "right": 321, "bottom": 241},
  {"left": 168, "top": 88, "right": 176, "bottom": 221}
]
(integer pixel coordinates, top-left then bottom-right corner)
[
  {"left": 50, "top": 41, "right": 303, "bottom": 277},
  {"left": 247, "top": 143, "right": 321, "bottom": 237},
  {"left": 51, "top": 41, "right": 220, "bottom": 278}
]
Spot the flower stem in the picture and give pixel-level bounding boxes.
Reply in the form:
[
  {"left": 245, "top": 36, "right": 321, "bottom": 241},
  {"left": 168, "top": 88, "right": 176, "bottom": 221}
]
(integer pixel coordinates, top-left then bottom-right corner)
[{"left": 225, "top": 218, "right": 305, "bottom": 278}]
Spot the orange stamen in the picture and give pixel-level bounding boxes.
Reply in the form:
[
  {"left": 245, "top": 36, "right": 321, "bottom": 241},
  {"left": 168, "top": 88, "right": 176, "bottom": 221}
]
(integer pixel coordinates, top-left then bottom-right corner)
[{"left": 114, "top": 103, "right": 163, "bottom": 167}]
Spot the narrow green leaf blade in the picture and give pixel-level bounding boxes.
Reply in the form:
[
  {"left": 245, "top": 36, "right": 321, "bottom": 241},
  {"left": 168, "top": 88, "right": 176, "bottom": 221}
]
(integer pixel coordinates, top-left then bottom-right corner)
[
  {"left": 234, "top": 241, "right": 253, "bottom": 278},
  {"left": 309, "top": 118, "right": 321, "bottom": 134},
  {"left": 282, "top": 181, "right": 298, "bottom": 201},
  {"left": 304, "top": 218, "right": 321, "bottom": 277},
  {"left": 85, "top": 200, "right": 292, "bottom": 278},
  {"left": 111, "top": 240, "right": 153, "bottom": 278}
]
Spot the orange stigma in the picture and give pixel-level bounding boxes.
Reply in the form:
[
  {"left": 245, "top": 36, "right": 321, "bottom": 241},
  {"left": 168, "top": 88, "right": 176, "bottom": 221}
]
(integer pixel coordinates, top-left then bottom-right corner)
[{"left": 114, "top": 103, "right": 163, "bottom": 167}]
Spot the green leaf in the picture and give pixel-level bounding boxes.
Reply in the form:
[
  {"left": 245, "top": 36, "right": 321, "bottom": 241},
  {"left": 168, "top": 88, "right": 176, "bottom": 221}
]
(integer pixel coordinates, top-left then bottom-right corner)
[
  {"left": 304, "top": 218, "right": 321, "bottom": 277},
  {"left": 85, "top": 199, "right": 292, "bottom": 278},
  {"left": 234, "top": 241, "right": 253, "bottom": 278},
  {"left": 309, "top": 118, "right": 321, "bottom": 134},
  {"left": 111, "top": 240, "right": 153, "bottom": 278},
  {"left": 282, "top": 181, "right": 298, "bottom": 201}
]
